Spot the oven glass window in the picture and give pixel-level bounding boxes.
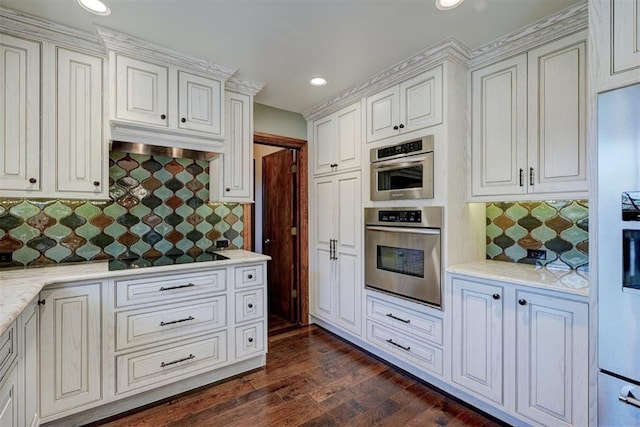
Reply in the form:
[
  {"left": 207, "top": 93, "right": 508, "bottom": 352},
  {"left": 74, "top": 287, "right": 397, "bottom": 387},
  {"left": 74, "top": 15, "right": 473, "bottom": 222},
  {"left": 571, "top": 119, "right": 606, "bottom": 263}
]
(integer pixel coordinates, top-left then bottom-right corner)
[
  {"left": 378, "top": 165, "right": 423, "bottom": 191},
  {"left": 376, "top": 245, "right": 424, "bottom": 278},
  {"left": 623, "top": 229, "right": 640, "bottom": 290}
]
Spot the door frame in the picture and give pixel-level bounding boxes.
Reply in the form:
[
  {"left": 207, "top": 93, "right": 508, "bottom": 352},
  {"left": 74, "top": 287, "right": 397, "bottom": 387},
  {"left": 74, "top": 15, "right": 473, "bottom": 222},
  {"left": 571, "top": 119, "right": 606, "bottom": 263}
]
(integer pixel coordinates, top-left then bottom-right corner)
[{"left": 252, "top": 131, "right": 309, "bottom": 326}]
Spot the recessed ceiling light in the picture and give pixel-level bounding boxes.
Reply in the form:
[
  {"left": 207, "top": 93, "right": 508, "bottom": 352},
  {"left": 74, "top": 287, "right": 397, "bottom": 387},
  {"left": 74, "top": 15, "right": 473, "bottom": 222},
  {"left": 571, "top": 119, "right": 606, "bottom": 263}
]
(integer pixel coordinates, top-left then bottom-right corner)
[
  {"left": 310, "top": 77, "right": 327, "bottom": 87},
  {"left": 434, "top": 0, "right": 464, "bottom": 10},
  {"left": 77, "top": 0, "right": 111, "bottom": 16}
]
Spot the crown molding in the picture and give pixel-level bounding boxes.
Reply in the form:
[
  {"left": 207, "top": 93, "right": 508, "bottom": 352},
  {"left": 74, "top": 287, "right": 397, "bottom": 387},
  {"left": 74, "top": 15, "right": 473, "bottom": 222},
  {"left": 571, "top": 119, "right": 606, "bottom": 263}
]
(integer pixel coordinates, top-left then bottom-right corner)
[
  {"left": 226, "top": 77, "right": 265, "bottom": 96},
  {"left": 303, "top": 37, "right": 472, "bottom": 121},
  {"left": 0, "top": 6, "right": 104, "bottom": 55},
  {"left": 95, "top": 26, "right": 237, "bottom": 81},
  {"left": 469, "top": 1, "right": 588, "bottom": 69}
]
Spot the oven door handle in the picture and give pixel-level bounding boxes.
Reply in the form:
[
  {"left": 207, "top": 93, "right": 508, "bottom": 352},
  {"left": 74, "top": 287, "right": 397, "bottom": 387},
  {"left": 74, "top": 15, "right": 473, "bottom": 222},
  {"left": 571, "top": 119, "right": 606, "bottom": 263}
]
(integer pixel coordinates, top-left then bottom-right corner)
[
  {"left": 371, "top": 157, "right": 427, "bottom": 172},
  {"left": 365, "top": 226, "right": 440, "bottom": 235}
]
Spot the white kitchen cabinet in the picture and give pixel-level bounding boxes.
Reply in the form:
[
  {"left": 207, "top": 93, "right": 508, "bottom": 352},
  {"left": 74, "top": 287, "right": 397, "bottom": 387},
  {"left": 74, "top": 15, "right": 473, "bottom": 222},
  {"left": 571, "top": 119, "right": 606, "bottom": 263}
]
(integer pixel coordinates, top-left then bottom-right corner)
[
  {"left": 0, "top": 34, "right": 41, "bottom": 194},
  {"left": 366, "top": 66, "right": 442, "bottom": 143},
  {"left": 0, "top": 365, "right": 18, "bottom": 427},
  {"left": 449, "top": 273, "right": 589, "bottom": 427},
  {"left": 312, "top": 101, "right": 361, "bottom": 176},
  {"left": 471, "top": 31, "right": 587, "bottom": 199},
  {"left": 311, "top": 171, "right": 362, "bottom": 336},
  {"left": 115, "top": 55, "right": 169, "bottom": 127},
  {"left": 17, "top": 299, "right": 38, "bottom": 427},
  {"left": 178, "top": 71, "right": 222, "bottom": 135},
  {"left": 515, "top": 290, "right": 588, "bottom": 427},
  {"left": 611, "top": 0, "right": 640, "bottom": 76},
  {"left": 451, "top": 278, "right": 505, "bottom": 405},
  {"left": 39, "top": 281, "right": 103, "bottom": 420},
  {"left": 55, "top": 47, "right": 106, "bottom": 197},
  {"left": 210, "top": 90, "right": 253, "bottom": 202}
]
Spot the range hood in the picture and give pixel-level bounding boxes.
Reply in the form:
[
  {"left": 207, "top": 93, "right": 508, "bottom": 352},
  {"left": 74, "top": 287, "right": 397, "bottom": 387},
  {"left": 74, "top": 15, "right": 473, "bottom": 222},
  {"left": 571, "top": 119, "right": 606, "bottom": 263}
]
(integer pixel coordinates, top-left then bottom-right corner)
[{"left": 110, "top": 140, "right": 219, "bottom": 161}]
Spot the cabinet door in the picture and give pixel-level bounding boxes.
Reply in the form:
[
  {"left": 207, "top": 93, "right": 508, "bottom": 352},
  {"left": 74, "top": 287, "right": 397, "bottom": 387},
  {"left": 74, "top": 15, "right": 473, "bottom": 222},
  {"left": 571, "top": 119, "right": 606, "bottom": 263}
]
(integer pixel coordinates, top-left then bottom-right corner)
[
  {"left": 471, "top": 55, "right": 527, "bottom": 197},
  {"left": 178, "top": 71, "right": 222, "bottom": 135},
  {"left": 40, "top": 283, "right": 102, "bottom": 419},
  {"left": 515, "top": 291, "right": 588, "bottom": 427},
  {"left": 528, "top": 32, "right": 587, "bottom": 194},
  {"left": 0, "top": 367, "right": 18, "bottom": 427},
  {"left": 400, "top": 66, "right": 443, "bottom": 132},
  {"left": 18, "top": 299, "right": 38, "bottom": 427},
  {"left": 0, "top": 35, "right": 40, "bottom": 192},
  {"left": 217, "top": 91, "right": 252, "bottom": 201},
  {"left": 366, "top": 86, "right": 399, "bottom": 143},
  {"left": 334, "top": 103, "right": 361, "bottom": 171},
  {"left": 55, "top": 48, "right": 105, "bottom": 196},
  {"left": 612, "top": 0, "right": 640, "bottom": 75},
  {"left": 312, "top": 115, "right": 334, "bottom": 175},
  {"left": 312, "top": 176, "right": 335, "bottom": 320},
  {"left": 451, "top": 277, "right": 505, "bottom": 405},
  {"left": 334, "top": 171, "right": 361, "bottom": 335},
  {"left": 115, "top": 55, "right": 168, "bottom": 126}
]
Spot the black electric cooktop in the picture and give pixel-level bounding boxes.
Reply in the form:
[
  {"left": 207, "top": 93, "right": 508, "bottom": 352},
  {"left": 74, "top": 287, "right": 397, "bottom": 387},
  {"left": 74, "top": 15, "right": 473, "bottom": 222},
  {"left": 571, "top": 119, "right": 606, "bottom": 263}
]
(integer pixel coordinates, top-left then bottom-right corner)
[{"left": 108, "top": 251, "right": 229, "bottom": 271}]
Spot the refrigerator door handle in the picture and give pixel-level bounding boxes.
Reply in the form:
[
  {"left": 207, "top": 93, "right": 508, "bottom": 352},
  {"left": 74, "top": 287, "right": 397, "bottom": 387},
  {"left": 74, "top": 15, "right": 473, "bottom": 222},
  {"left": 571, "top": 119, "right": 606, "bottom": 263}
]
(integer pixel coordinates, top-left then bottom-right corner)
[{"left": 619, "top": 385, "right": 640, "bottom": 408}]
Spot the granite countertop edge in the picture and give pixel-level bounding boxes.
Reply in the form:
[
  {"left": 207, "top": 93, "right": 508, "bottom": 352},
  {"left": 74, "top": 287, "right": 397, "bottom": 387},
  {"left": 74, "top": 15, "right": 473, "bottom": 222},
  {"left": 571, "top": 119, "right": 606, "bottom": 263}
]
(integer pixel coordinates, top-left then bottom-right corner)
[
  {"left": 446, "top": 260, "right": 590, "bottom": 298},
  {"left": 0, "top": 250, "right": 271, "bottom": 336}
]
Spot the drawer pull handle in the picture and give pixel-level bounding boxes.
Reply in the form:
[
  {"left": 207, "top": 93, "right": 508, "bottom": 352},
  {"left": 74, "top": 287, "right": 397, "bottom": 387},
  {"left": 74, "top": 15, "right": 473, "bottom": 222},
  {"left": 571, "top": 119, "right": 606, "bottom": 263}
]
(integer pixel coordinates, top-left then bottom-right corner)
[
  {"left": 159, "top": 283, "right": 195, "bottom": 292},
  {"left": 160, "top": 316, "right": 194, "bottom": 327},
  {"left": 386, "top": 313, "right": 410, "bottom": 323},
  {"left": 161, "top": 353, "right": 195, "bottom": 368},
  {"left": 248, "top": 303, "right": 254, "bottom": 309},
  {"left": 248, "top": 337, "right": 254, "bottom": 343},
  {"left": 386, "top": 338, "right": 410, "bottom": 351}
]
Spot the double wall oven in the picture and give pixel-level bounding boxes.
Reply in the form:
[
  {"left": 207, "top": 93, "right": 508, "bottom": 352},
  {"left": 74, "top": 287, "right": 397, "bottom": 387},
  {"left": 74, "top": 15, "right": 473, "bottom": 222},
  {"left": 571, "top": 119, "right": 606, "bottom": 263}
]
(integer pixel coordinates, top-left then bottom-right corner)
[{"left": 364, "top": 207, "right": 443, "bottom": 308}]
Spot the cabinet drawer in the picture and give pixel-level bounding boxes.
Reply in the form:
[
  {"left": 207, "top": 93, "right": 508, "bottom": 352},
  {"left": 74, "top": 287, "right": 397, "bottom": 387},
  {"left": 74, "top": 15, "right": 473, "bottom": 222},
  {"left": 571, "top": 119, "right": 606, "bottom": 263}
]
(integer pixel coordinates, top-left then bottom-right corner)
[
  {"left": 0, "top": 323, "right": 16, "bottom": 384},
  {"left": 366, "top": 320, "right": 443, "bottom": 376},
  {"left": 235, "top": 322, "right": 265, "bottom": 359},
  {"left": 116, "top": 331, "right": 227, "bottom": 395},
  {"left": 114, "top": 269, "right": 226, "bottom": 308},
  {"left": 235, "top": 264, "right": 264, "bottom": 289},
  {"left": 115, "top": 297, "right": 226, "bottom": 351},
  {"left": 366, "top": 296, "right": 443, "bottom": 345},
  {"left": 235, "top": 289, "right": 264, "bottom": 323}
]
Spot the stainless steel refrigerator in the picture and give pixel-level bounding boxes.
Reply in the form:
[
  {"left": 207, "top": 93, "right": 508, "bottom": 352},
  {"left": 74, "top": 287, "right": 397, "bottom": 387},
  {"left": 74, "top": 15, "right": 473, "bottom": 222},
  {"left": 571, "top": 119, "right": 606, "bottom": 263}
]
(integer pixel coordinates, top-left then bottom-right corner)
[{"left": 598, "top": 82, "right": 640, "bottom": 425}]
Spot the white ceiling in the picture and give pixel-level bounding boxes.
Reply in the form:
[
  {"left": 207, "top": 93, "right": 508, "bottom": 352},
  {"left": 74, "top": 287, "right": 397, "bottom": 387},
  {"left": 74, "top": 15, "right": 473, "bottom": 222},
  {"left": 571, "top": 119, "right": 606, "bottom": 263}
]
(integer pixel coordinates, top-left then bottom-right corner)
[{"left": 3, "top": 0, "right": 583, "bottom": 114}]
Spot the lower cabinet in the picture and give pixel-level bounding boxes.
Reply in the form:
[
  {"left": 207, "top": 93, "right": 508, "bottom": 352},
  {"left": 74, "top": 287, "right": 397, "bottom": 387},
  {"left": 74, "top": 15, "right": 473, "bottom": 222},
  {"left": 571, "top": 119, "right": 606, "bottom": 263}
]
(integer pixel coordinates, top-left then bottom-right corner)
[
  {"left": 450, "top": 275, "right": 588, "bottom": 427},
  {"left": 39, "top": 281, "right": 103, "bottom": 419},
  {"left": 0, "top": 365, "right": 18, "bottom": 427},
  {"left": 18, "top": 299, "right": 38, "bottom": 427}
]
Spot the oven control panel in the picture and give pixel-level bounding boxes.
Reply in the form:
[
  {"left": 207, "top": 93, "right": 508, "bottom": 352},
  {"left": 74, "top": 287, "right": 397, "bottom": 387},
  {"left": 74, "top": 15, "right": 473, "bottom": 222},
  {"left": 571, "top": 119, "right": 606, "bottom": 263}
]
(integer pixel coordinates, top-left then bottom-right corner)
[
  {"left": 377, "top": 140, "right": 423, "bottom": 159},
  {"left": 378, "top": 210, "right": 422, "bottom": 223}
]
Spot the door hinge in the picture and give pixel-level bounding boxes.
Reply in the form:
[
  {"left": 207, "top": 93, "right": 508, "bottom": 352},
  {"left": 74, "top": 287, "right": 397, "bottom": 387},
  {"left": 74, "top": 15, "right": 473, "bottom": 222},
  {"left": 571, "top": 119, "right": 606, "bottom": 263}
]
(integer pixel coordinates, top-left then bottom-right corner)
[
  {"left": 291, "top": 164, "right": 298, "bottom": 173},
  {"left": 292, "top": 289, "right": 298, "bottom": 299},
  {"left": 291, "top": 226, "right": 297, "bottom": 235}
]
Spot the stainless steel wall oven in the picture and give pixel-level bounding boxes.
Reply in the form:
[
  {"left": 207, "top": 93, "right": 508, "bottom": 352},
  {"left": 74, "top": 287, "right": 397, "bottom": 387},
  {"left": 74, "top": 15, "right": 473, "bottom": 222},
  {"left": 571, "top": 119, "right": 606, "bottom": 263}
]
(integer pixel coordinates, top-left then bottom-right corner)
[{"left": 364, "top": 207, "right": 442, "bottom": 307}]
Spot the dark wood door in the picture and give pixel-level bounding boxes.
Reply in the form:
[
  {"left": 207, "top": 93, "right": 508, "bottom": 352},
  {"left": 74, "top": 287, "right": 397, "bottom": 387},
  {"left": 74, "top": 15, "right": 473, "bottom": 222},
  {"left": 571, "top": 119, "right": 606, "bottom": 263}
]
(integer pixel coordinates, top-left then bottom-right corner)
[{"left": 263, "top": 149, "right": 296, "bottom": 322}]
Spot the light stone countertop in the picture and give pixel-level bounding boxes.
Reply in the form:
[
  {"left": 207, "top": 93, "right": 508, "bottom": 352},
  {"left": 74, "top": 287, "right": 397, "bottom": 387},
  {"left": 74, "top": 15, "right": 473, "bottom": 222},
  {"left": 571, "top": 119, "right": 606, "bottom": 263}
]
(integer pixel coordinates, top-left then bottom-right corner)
[
  {"left": 0, "top": 250, "right": 270, "bottom": 335},
  {"left": 446, "top": 260, "right": 589, "bottom": 298}
]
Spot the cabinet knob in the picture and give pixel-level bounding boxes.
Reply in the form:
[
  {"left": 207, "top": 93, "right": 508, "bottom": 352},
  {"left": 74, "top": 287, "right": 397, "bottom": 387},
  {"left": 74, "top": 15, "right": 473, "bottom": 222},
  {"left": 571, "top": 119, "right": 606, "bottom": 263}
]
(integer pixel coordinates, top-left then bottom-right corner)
[
  {"left": 248, "top": 337, "right": 254, "bottom": 343},
  {"left": 181, "top": 117, "right": 186, "bottom": 123},
  {"left": 492, "top": 293, "right": 500, "bottom": 300},
  {"left": 248, "top": 303, "right": 253, "bottom": 309},
  {"left": 518, "top": 299, "right": 527, "bottom": 306},
  {"left": 160, "top": 114, "right": 166, "bottom": 120},
  {"left": 393, "top": 125, "right": 399, "bottom": 130},
  {"left": 399, "top": 123, "right": 405, "bottom": 129},
  {"left": 248, "top": 274, "right": 253, "bottom": 279},
  {"left": 29, "top": 177, "right": 37, "bottom": 184},
  {"left": 37, "top": 299, "right": 45, "bottom": 306},
  {"left": 93, "top": 181, "right": 100, "bottom": 187}
]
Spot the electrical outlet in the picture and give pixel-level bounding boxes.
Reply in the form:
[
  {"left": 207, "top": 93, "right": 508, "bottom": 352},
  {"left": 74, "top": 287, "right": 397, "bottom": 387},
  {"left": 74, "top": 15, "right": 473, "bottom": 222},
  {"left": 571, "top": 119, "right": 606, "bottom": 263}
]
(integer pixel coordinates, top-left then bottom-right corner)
[
  {"left": 216, "top": 240, "right": 229, "bottom": 249},
  {"left": 527, "top": 249, "right": 547, "bottom": 260},
  {"left": 0, "top": 252, "right": 12, "bottom": 262}
]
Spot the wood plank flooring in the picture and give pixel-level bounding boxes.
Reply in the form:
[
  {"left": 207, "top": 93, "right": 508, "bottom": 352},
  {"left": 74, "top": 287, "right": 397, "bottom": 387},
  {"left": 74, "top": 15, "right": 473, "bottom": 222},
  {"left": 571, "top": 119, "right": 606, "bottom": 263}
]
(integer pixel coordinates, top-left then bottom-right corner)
[
  {"left": 92, "top": 326, "right": 504, "bottom": 427},
  {"left": 268, "top": 312, "right": 300, "bottom": 336}
]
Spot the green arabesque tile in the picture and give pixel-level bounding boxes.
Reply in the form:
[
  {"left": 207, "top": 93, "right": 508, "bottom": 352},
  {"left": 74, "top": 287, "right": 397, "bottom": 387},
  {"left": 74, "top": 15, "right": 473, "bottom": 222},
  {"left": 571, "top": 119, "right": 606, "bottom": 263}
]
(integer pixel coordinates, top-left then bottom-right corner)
[
  {"left": 505, "top": 204, "right": 528, "bottom": 221},
  {"left": 9, "top": 223, "right": 39, "bottom": 243},
  {"left": 531, "top": 203, "right": 557, "bottom": 221},
  {"left": 560, "top": 201, "right": 589, "bottom": 221},
  {"left": 9, "top": 201, "right": 41, "bottom": 220}
]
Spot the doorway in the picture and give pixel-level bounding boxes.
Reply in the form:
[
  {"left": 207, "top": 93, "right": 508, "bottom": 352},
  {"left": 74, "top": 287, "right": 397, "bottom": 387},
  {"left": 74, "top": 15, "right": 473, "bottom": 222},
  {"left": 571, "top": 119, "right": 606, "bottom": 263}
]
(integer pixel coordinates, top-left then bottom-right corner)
[{"left": 252, "top": 132, "right": 308, "bottom": 336}]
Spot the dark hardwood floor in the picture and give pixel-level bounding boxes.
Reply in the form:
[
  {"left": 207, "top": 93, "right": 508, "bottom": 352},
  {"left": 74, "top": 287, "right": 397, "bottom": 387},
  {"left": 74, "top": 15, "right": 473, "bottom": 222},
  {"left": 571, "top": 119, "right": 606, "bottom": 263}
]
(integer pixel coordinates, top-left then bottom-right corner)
[
  {"left": 268, "top": 312, "right": 300, "bottom": 336},
  {"left": 94, "top": 326, "right": 504, "bottom": 427}
]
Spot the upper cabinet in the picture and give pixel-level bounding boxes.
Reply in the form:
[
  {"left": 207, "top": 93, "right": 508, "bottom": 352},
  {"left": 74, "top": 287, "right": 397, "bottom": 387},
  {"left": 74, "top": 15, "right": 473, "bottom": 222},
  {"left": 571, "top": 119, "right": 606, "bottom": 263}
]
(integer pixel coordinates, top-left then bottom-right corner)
[
  {"left": 98, "top": 27, "right": 236, "bottom": 153},
  {"left": 0, "top": 34, "right": 41, "bottom": 193},
  {"left": 611, "top": 0, "right": 640, "bottom": 75},
  {"left": 471, "top": 31, "right": 587, "bottom": 200},
  {"left": 312, "top": 101, "right": 361, "bottom": 176},
  {"left": 365, "top": 66, "right": 442, "bottom": 143}
]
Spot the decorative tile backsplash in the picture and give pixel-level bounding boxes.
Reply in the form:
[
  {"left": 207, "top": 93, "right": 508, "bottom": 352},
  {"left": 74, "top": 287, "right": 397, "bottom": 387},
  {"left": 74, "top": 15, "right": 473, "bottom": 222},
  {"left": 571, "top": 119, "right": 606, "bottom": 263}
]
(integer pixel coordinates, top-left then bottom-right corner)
[
  {"left": 0, "top": 151, "right": 243, "bottom": 268},
  {"left": 486, "top": 200, "right": 588, "bottom": 270}
]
